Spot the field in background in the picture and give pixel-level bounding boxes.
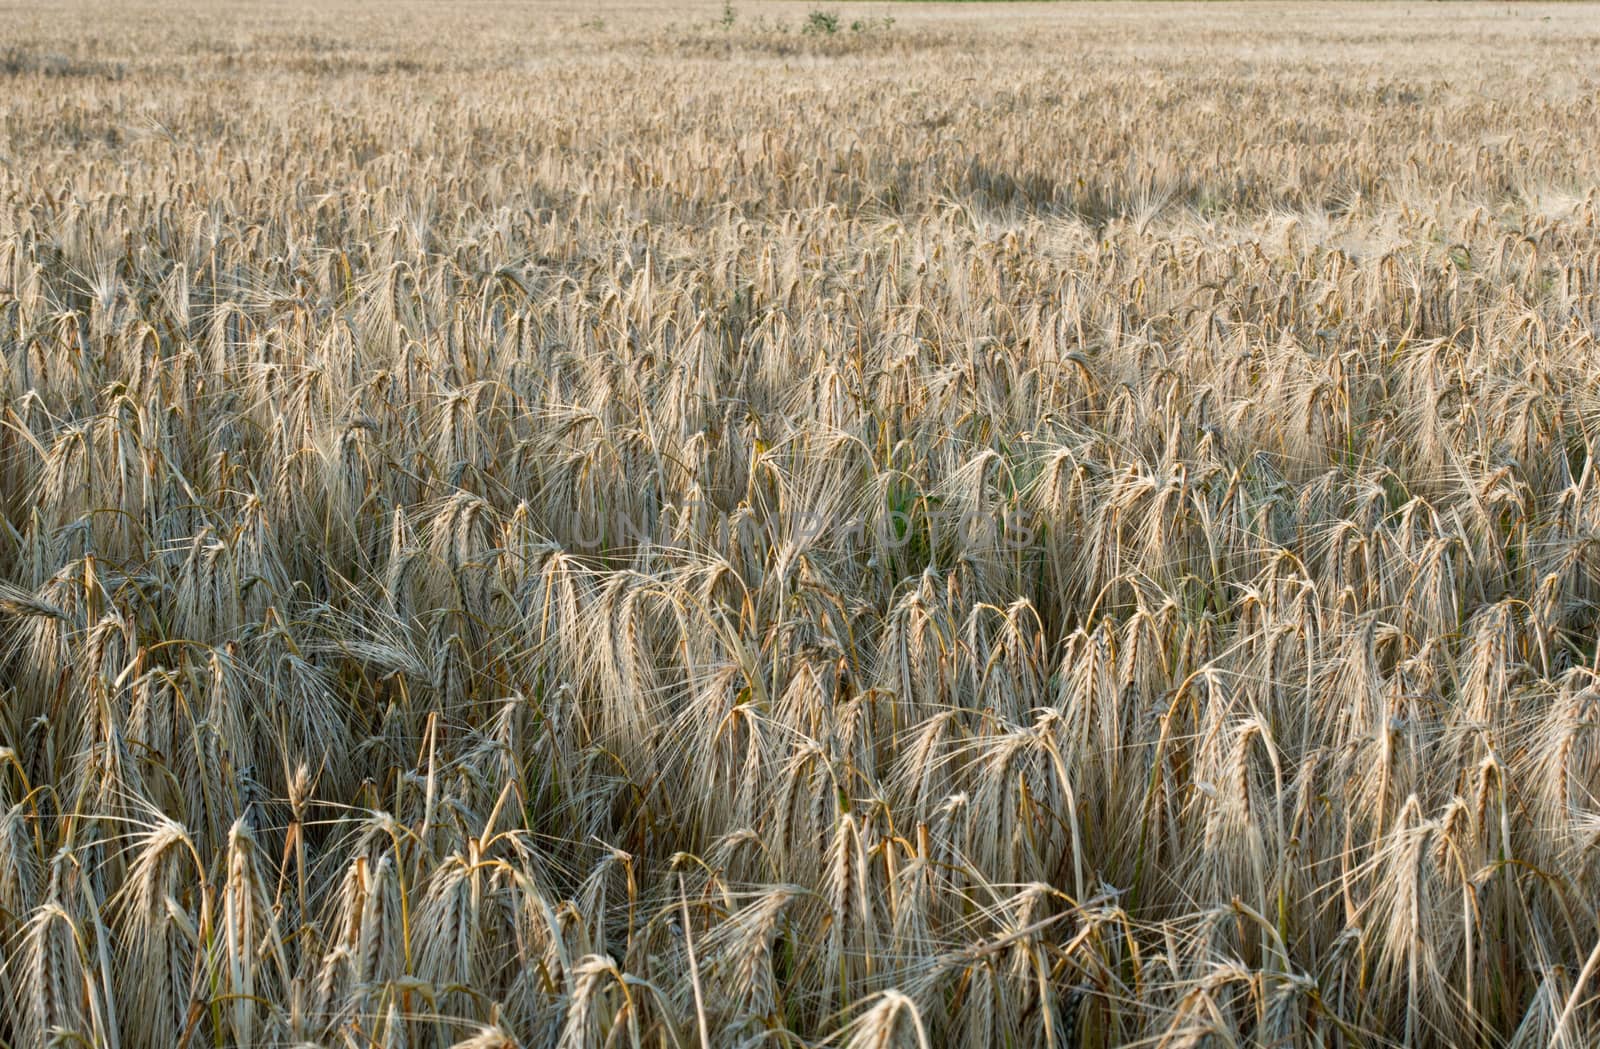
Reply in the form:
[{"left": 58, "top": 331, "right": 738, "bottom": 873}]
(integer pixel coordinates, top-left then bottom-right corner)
[{"left": 3, "top": 2, "right": 1600, "bottom": 1046}]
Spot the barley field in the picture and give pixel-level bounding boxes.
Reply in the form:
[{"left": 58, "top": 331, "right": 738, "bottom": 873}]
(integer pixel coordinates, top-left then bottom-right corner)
[{"left": 2, "top": 1, "right": 1600, "bottom": 1045}]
